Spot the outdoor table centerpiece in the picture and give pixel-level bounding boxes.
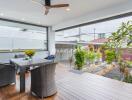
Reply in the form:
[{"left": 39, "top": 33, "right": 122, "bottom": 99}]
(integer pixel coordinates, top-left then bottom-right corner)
[{"left": 25, "top": 49, "right": 35, "bottom": 60}]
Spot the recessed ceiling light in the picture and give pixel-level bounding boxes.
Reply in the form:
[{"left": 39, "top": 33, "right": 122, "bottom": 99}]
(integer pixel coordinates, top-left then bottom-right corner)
[
  {"left": 66, "top": 8, "right": 70, "bottom": 11},
  {"left": 0, "top": 13, "right": 4, "bottom": 16},
  {"left": 21, "top": 18, "right": 25, "bottom": 21}
]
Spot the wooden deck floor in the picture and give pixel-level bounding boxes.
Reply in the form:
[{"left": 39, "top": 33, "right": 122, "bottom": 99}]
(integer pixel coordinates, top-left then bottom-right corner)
[{"left": 1, "top": 63, "right": 132, "bottom": 100}]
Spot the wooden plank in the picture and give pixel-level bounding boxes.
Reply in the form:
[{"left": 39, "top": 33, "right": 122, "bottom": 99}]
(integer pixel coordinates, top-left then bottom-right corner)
[{"left": 0, "top": 63, "right": 132, "bottom": 100}]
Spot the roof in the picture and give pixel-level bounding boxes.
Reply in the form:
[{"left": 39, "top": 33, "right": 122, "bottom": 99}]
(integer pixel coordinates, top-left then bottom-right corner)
[{"left": 89, "top": 38, "right": 108, "bottom": 44}]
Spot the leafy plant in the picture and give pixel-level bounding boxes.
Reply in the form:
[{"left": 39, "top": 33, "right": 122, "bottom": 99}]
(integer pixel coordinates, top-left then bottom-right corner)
[
  {"left": 106, "top": 21, "right": 132, "bottom": 48},
  {"left": 86, "top": 51, "right": 96, "bottom": 63},
  {"left": 116, "top": 21, "right": 132, "bottom": 47},
  {"left": 120, "top": 61, "right": 132, "bottom": 83},
  {"left": 105, "top": 50, "right": 116, "bottom": 64},
  {"left": 123, "top": 74, "right": 132, "bottom": 83},
  {"left": 95, "top": 52, "right": 101, "bottom": 60},
  {"left": 125, "top": 60, "right": 132, "bottom": 68},
  {"left": 118, "top": 61, "right": 127, "bottom": 73},
  {"left": 100, "top": 44, "right": 107, "bottom": 50},
  {"left": 74, "top": 45, "right": 86, "bottom": 70},
  {"left": 105, "top": 21, "right": 132, "bottom": 61},
  {"left": 104, "top": 21, "right": 132, "bottom": 83}
]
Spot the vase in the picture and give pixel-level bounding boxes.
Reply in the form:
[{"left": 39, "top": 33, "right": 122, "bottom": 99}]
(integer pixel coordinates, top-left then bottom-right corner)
[{"left": 28, "top": 56, "right": 33, "bottom": 61}]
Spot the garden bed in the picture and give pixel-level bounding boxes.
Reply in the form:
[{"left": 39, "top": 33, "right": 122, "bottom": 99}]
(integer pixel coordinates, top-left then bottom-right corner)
[{"left": 103, "top": 67, "right": 124, "bottom": 81}]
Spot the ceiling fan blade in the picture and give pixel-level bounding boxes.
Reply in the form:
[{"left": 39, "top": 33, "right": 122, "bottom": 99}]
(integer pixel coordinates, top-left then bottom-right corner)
[
  {"left": 31, "top": 0, "right": 44, "bottom": 6},
  {"left": 49, "top": 4, "right": 69, "bottom": 8},
  {"left": 45, "top": 7, "right": 50, "bottom": 15}
]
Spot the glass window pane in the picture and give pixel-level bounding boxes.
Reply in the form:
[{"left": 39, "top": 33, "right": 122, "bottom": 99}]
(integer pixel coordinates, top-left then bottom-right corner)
[
  {"left": 0, "top": 23, "right": 47, "bottom": 51},
  {"left": 55, "top": 16, "right": 132, "bottom": 43}
]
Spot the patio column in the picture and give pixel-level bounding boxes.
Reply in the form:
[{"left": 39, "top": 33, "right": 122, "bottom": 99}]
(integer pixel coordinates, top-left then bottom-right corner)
[{"left": 48, "top": 26, "right": 56, "bottom": 55}]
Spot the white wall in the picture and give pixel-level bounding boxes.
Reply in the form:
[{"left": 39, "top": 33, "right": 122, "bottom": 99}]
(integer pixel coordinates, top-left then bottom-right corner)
[
  {"left": 48, "top": 26, "right": 56, "bottom": 55},
  {"left": 53, "top": 0, "right": 132, "bottom": 30}
]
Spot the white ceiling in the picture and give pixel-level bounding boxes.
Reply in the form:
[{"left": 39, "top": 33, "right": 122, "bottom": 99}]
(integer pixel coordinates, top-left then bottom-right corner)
[{"left": 0, "top": 0, "right": 131, "bottom": 27}]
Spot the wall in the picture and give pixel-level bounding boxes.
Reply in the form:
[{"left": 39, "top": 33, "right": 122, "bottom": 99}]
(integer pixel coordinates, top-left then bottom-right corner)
[{"left": 48, "top": 26, "right": 56, "bottom": 55}]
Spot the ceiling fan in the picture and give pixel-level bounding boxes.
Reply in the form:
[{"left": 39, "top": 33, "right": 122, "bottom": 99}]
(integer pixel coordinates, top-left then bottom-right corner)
[{"left": 32, "top": 0, "right": 69, "bottom": 15}]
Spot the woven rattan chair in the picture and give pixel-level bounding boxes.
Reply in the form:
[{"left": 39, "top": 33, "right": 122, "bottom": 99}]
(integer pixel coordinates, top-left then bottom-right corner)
[{"left": 31, "top": 62, "right": 57, "bottom": 98}]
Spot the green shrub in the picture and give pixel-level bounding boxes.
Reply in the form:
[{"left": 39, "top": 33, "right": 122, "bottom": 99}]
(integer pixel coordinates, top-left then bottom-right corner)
[
  {"left": 126, "top": 61, "right": 132, "bottom": 68},
  {"left": 86, "top": 51, "right": 96, "bottom": 63},
  {"left": 74, "top": 45, "right": 86, "bottom": 70},
  {"left": 95, "top": 52, "right": 101, "bottom": 59},
  {"left": 118, "top": 61, "right": 127, "bottom": 73},
  {"left": 124, "top": 74, "right": 132, "bottom": 83},
  {"left": 105, "top": 50, "right": 116, "bottom": 64}
]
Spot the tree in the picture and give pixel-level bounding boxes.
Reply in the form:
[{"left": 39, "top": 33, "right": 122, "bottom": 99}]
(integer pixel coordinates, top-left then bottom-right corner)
[{"left": 105, "top": 21, "right": 132, "bottom": 61}]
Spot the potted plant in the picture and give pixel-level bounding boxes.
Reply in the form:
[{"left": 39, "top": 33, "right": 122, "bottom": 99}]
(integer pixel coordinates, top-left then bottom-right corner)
[
  {"left": 25, "top": 49, "right": 35, "bottom": 59},
  {"left": 74, "top": 45, "right": 86, "bottom": 70}
]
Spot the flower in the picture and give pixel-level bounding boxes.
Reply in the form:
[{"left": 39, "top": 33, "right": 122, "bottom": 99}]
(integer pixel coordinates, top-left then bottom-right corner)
[{"left": 25, "top": 50, "right": 35, "bottom": 58}]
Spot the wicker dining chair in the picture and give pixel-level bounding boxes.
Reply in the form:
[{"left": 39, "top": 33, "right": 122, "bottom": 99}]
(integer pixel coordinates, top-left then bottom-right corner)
[
  {"left": 0, "top": 63, "right": 16, "bottom": 87},
  {"left": 31, "top": 62, "right": 57, "bottom": 98}
]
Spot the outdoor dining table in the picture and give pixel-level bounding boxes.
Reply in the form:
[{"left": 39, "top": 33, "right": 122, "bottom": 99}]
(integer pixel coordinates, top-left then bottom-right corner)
[{"left": 10, "top": 58, "right": 53, "bottom": 93}]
